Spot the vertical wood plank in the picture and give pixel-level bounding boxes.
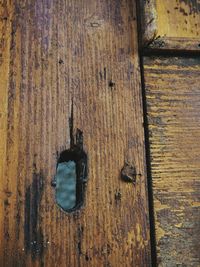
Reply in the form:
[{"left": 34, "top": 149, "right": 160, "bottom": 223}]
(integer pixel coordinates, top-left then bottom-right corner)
[
  {"left": 0, "top": 0, "right": 151, "bottom": 266},
  {"left": 0, "top": 1, "right": 13, "bottom": 262}
]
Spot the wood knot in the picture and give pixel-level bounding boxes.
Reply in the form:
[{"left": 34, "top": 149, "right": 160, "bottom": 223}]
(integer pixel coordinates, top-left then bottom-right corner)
[{"left": 121, "top": 163, "right": 136, "bottom": 184}]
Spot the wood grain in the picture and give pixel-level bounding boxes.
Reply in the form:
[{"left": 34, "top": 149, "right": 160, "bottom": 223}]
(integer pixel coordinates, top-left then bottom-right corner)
[
  {"left": 140, "top": 0, "right": 200, "bottom": 51},
  {"left": 0, "top": 0, "right": 151, "bottom": 266},
  {"left": 144, "top": 56, "right": 200, "bottom": 267}
]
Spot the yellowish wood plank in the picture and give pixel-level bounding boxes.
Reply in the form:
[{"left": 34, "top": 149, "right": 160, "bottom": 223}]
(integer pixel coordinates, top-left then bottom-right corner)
[
  {"left": 140, "top": 0, "right": 200, "bottom": 51},
  {"left": 157, "top": 0, "right": 200, "bottom": 38},
  {"left": 144, "top": 56, "right": 200, "bottom": 266}
]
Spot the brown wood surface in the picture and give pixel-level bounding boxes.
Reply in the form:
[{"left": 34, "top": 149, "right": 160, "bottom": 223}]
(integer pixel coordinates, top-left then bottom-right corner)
[
  {"left": 0, "top": 0, "right": 151, "bottom": 266},
  {"left": 140, "top": 0, "right": 200, "bottom": 51},
  {"left": 144, "top": 56, "right": 200, "bottom": 267}
]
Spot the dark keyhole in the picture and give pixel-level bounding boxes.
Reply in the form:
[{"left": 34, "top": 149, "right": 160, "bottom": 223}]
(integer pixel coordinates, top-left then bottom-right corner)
[{"left": 53, "top": 143, "right": 87, "bottom": 212}]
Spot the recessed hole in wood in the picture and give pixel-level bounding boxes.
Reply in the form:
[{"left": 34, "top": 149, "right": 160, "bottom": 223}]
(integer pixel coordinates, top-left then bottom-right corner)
[{"left": 53, "top": 129, "right": 87, "bottom": 213}]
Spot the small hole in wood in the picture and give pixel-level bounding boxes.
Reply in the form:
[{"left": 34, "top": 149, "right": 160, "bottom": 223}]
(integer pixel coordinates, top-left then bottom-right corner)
[{"left": 108, "top": 80, "right": 115, "bottom": 88}]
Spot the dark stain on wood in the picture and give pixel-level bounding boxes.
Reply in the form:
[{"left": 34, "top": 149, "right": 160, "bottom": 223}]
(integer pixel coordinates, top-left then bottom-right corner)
[
  {"left": 24, "top": 172, "right": 45, "bottom": 261},
  {"left": 77, "top": 225, "right": 84, "bottom": 255},
  {"left": 76, "top": 225, "right": 84, "bottom": 267}
]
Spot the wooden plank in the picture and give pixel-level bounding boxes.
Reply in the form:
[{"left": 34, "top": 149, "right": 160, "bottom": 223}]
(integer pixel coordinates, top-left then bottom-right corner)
[
  {"left": 140, "top": 0, "right": 200, "bottom": 51},
  {"left": 0, "top": 1, "right": 13, "bottom": 257},
  {"left": 0, "top": 0, "right": 151, "bottom": 266},
  {"left": 144, "top": 56, "right": 200, "bottom": 266}
]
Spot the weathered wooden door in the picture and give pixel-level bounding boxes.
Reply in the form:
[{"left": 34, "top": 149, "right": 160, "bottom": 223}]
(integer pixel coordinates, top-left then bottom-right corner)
[{"left": 0, "top": 1, "right": 151, "bottom": 266}]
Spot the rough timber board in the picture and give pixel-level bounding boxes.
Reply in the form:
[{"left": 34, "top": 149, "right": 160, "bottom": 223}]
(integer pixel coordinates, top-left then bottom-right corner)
[
  {"left": 140, "top": 0, "right": 200, "bottom": 51},
  {"left": 0, "top": 0, "right": 151, "bottom": 266},
  {"left": 144, "top": 56, "right": 200, "bottom": 266}
]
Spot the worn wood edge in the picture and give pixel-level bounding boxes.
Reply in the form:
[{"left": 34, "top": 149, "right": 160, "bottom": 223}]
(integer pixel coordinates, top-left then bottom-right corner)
[
  {"left": 140, "top": 1, "right": 200, "bottom": 52},
  {"left": 143, "top": 36, "right": 200, "bottom": 52},
  {"left": 139, "top": 0, "right": 158, "bottom": 47}
]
